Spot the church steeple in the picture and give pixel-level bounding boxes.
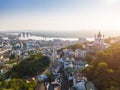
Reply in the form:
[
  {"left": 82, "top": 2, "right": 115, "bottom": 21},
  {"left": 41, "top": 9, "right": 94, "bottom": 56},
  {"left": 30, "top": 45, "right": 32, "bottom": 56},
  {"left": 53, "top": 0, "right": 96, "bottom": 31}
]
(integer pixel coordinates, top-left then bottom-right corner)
[
  {"left": 95, "top": 31, "right": 104, "bottom": 45},
  {"left": 97, "top": 32, "right": 102, "bottom": 39}
]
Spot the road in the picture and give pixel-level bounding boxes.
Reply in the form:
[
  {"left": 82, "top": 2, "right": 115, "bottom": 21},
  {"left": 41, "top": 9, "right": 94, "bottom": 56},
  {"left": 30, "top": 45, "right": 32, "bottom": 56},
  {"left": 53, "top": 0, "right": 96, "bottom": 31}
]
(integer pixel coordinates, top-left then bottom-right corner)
[
  {"left": 61, "top": 72, "right": 69, "bottom": 90},
  {"left": 35, "top": 47, "right": 96, "bottom": 90},
  {"left": 35, "top": 69, "right": 49, "bottom": 90},
  {"left": 35, "top": 82, "right": 45, "bottom": 90}
]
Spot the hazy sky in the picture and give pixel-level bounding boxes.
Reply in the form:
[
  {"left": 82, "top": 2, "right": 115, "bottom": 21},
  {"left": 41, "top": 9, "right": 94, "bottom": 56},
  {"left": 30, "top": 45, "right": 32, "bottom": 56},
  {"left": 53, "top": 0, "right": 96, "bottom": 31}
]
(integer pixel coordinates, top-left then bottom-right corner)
[{"left": 0, "top": 0, "right": 120, "bottom": 33}]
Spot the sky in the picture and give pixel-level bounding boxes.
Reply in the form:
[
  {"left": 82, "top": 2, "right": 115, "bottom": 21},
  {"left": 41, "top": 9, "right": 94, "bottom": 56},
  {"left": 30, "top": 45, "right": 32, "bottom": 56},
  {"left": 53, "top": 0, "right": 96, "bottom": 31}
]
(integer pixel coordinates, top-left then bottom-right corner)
[{"left": 0, "top": 0, "right": 120, "bottom": 35}]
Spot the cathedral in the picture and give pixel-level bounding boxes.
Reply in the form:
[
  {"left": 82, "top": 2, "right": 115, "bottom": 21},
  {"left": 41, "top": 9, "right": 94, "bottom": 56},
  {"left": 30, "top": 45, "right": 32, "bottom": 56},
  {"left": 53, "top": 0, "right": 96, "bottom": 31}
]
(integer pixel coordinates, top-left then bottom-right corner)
[{"left": 87, "top": 32, "right": 107, "bottom": 55}]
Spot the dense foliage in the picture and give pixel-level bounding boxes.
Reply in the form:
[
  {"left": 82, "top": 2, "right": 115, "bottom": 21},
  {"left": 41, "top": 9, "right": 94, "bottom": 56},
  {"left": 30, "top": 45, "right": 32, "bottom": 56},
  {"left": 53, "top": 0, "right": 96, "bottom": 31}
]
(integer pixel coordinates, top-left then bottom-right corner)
[
  {"left": 58, "top": 44, "right": 84, "bottom": 52},
  {"left": 84, "top": 43, "right": 120, "bottom": 90},
  {"left": 0, "top": 78, "right": 37, "bottom": 90},
  {"left": 0, "top": 52, "right": 50, "bottom": 90},
  {"left": 9, "top": 54, "right": 16, "bottom": 60},
  {"left": 9, "top": 52, "right": 50, "bottom": 78},
  {"left": 67, "top": 44, "right": 84, "bottom": 50}
]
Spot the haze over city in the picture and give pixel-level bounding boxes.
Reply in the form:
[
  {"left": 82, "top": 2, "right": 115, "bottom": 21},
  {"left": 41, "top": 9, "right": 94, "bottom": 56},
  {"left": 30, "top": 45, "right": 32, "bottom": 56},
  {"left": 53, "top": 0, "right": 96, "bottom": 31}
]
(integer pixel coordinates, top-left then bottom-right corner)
[
  {"left": 1, "top": 1, "right": 120, "bottom": 90},
  {"left": 0, "top": 0, "right": 120, "bottom": 37}
]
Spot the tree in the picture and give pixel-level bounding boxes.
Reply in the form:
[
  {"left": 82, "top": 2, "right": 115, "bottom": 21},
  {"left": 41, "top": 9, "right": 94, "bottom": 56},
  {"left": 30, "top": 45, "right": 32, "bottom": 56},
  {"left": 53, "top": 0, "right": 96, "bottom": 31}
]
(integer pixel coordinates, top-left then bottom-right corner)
[
  {"left": 8, "top": 52, "right": 50, "bottom": 78},
  {"left": 84, "top": 42, "right": 120, "bottom": 90},
  {"left": 104, "top": 37, "right": 111, "bottom": 43},
  {"left": 9, "top": 54, "right": 16, "bottom": 60},
  {"left": 1, "top": 80, "right": 8, "bottom": 88},
  {"left": 67, "top": 44, "right": 84, "bottom": 50},
  {"left": 0, "top": 78, "right": 37, "bottom": 90},
  {"left": 85, "top": 54, "right": 93, "bottom": 63}
]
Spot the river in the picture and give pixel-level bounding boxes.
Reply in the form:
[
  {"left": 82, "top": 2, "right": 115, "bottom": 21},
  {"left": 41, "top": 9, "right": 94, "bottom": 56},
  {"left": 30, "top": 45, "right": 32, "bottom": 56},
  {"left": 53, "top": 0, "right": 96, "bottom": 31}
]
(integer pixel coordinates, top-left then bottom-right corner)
[{"left": 19, "top": 35, "right": 94, "bottom": 41}]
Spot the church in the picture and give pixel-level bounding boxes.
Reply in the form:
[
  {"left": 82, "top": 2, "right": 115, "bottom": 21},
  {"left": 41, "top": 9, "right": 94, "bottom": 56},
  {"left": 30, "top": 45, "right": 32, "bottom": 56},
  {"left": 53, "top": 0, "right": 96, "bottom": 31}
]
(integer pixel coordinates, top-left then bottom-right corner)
[{"left": 87, "top": 32, "right": 107, "bottom": 55}]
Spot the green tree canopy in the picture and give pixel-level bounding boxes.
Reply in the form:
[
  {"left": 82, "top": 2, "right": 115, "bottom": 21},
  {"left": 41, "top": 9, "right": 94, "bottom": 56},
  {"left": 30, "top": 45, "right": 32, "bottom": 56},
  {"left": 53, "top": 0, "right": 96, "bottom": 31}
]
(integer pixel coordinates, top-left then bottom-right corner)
[
  {"left": 6, "top": 52, "right": 50, "bottom": 78},
  {"left": 0, "top": 78, "right": 37, "bottom": 90},
  {"left": 67, "top": 44, "right": 84, "bottom": 50},
  {"left": 84, "top": 42, "right": 120, "bottom": 90}
]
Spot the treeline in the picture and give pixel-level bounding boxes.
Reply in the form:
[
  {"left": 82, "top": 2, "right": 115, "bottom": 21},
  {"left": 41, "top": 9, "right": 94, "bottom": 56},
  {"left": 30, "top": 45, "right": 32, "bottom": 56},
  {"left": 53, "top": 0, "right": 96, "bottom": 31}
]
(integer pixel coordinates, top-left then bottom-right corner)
[
  {"left": 84, "top": 42, "right": 120, "bottom": 90},
  {"left": 58, "top": 44, "right": 84, "bottom": 52},
  {"left": 67, "top": 44, "right": 84, "bottom": 50}
]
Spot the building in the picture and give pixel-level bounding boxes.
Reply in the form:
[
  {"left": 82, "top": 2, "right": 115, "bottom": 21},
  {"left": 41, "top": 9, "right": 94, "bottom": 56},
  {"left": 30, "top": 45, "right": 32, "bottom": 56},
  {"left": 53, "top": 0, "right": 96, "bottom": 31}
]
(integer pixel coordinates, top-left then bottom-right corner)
[
  {"left": 64, "top": 57, "right": 74, "bottom": 70},
  {"left": 87, "top": 32, "right": 107, "bottom": 55}
]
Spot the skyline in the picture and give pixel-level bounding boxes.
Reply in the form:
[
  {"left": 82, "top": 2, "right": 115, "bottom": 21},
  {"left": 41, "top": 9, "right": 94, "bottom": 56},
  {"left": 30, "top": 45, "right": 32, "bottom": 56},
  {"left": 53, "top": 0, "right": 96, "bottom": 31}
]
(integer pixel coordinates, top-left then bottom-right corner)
[{"left": 0, "top": 0, "right": 120, "bottom": 35}]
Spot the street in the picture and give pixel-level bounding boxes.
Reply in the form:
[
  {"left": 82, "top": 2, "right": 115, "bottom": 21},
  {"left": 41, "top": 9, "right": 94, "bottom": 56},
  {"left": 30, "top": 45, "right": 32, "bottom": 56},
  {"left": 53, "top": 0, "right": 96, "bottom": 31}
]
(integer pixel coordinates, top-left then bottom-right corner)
[{"left": 35, "top": 47, "right": 96, "bottom": 90}]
